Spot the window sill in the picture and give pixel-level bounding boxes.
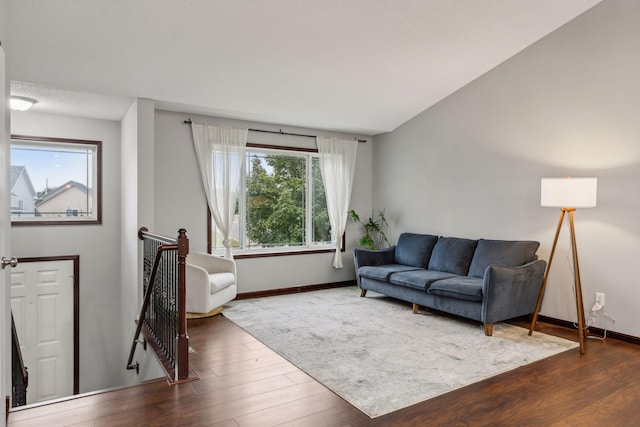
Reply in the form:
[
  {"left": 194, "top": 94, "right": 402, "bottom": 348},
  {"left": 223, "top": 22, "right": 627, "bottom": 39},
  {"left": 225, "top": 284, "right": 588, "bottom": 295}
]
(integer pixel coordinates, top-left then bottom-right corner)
[
  {"left": 12, "top": 218, "right": 101, "bottom": 226},
  {"left": 213, "top": 247, "right": 344, "bottom": 259}
]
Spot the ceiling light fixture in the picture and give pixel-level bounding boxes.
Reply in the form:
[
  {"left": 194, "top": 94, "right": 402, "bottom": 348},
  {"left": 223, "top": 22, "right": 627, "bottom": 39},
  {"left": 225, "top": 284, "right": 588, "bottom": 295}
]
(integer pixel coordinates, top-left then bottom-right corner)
[{"left": 10, "top": 96, "right": 38, "bottom": 111}]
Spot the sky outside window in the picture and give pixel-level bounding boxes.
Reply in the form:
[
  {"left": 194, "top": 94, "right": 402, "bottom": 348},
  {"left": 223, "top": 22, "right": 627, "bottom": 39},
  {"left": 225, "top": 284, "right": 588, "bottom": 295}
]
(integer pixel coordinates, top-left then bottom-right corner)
[{"left": 11, "top": 144, "right": 92, "bottom": 193}]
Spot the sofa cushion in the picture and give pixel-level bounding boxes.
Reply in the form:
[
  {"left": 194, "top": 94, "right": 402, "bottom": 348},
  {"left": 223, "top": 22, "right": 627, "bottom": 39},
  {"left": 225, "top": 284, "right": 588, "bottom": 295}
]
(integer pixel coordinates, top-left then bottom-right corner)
[
  {"left": 393, "top": 233, "right": 439, "bottom": 268},
  {"left": 468, "top": 239, "right": 540, "bottom": 278},
  {"left": 427, "top": 237, "right": 478, "bottom": 275},
  {"left": 427, "top": 276, "right": 483, "bottom": 302},
  {"left": 389, "top": 270, "right": 458, "bottom": 291},
  {"left": 358, "top": 264, "right": 422, "bottom": 282}
]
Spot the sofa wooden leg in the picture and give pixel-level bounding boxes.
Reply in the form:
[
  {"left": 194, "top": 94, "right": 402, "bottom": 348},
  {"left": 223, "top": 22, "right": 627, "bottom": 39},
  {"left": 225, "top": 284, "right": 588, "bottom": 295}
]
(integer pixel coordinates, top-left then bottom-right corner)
[
  {"left": 360, "top": 289, "right": 367, "bottom": 297},
  {"left": 483, "top": 323, "right": 494, "bottom": 336},
  {"left": 412, "top": 303, "right": 419, "bottom": 314}
]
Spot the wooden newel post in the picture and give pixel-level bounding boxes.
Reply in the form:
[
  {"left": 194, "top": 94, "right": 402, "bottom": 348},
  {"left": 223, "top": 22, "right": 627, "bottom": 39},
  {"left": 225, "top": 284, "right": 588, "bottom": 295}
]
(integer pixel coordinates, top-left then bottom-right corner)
[{"left": 176, "top": 228, "right": 190, "bottom": 380}]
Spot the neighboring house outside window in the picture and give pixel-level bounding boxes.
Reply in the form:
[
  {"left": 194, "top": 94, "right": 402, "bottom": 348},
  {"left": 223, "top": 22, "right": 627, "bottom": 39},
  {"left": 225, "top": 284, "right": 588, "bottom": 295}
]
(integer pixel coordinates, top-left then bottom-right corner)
[
  {"left": 35, "top": 181, "right": 92, "bottom": 217},
  {"left": 10, "top": 165, "right": 36, "bottom": 218}
]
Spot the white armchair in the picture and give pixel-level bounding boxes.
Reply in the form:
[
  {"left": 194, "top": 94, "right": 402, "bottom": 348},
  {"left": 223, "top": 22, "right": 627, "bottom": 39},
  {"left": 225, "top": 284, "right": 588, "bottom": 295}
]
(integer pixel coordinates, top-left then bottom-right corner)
[{"left": 185, "top": 251, "right": 237, "bottom": 316}]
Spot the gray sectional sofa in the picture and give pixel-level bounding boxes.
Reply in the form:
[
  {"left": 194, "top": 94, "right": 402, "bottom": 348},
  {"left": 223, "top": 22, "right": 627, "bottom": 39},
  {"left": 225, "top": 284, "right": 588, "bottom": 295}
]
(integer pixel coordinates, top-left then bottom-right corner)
[{"left": 354, "top": 233, "right": 547, "bottom": 336}]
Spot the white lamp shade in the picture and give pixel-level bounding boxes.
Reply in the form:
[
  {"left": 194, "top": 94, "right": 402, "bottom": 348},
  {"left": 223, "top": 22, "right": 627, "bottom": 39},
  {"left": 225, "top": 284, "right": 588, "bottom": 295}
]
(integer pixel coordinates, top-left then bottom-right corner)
[{"left": 541, "top": 177, "right": 597, "bottom": 208}]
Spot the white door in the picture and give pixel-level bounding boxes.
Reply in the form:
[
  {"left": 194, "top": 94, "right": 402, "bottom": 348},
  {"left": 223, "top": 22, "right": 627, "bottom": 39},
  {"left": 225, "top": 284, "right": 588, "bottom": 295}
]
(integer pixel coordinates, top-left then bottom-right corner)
[
  {"left": 1, "top": 45, "right": 12, "bottom": 426},
  {"left": 10, "top": 260, "right": 74, "bottom": 404}
]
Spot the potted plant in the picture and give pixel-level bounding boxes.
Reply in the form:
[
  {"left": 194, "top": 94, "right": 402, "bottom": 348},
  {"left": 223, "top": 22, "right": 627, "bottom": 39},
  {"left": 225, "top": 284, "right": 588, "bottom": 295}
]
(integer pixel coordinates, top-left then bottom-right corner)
[{"left": 348, "top": 209, "right": 392, "bottom": 250}]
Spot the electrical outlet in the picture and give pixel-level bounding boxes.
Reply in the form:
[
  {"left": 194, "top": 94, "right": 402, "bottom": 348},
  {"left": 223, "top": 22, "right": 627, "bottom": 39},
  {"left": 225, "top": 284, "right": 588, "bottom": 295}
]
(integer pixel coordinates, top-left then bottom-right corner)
[{"left": 595, "top": 292, "right": 605, "bottom": 307}]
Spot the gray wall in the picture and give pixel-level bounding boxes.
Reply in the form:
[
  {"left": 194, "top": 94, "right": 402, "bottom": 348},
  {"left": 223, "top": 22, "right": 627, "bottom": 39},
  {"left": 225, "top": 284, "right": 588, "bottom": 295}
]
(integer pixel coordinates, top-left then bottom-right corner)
[
  {"left": 154, "top": 110, "right": 373, "bottom": 292},
  {"left": 10, "top": 111, "right": 126, "bottom": 392},
  {"left": 0, "top": 0, "right": 6, "bottom": 45},
  {"left": 373, "top": 0, "right": 640, "bottom": 336}
]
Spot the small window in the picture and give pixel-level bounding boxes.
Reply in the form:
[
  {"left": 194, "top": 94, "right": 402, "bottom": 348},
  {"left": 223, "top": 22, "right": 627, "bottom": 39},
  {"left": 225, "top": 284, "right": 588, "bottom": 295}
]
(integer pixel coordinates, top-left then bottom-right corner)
[{"left": 10, "top": 135, "right": 102, "bottom": 225}]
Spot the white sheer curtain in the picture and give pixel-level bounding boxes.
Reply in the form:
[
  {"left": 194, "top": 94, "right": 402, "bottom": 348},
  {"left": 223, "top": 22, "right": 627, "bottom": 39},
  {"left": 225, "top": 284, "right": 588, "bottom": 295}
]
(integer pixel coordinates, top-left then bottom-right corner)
[
  {"left": 317, "top": 136, "right": 358, "bottom": 268},
  {"left": 191, "top": 123, "right": 248, "bottom": 259}
]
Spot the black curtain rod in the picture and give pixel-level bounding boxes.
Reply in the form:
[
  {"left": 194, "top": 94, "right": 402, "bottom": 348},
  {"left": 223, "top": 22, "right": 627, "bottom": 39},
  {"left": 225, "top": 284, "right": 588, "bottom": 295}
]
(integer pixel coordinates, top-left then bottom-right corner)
[
  {"left": 184, "top": 119, "right": 314, "bottom": 139},
  {"left": 183, "top": 119, "right": 366, "bottom": 142}
]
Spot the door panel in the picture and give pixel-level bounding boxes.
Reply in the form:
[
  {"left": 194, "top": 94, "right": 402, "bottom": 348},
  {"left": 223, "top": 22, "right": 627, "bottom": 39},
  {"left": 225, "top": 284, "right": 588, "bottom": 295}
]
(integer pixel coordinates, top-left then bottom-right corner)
[
  {"left": 37, "top": 357, "right": 57, "bottom": 400},
  {"left": 10, "top": 271, "right": 26, "bottom": 355},
  {"left": 10, "top": 260, "right": 74, "bottom": 404}
]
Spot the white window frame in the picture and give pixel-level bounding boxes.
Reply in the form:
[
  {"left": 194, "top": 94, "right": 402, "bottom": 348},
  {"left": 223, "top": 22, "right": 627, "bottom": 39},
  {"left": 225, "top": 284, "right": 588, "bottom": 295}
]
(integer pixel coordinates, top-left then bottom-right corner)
[{"left": 209, "top": 145, "right": 337, "bottom": 257}]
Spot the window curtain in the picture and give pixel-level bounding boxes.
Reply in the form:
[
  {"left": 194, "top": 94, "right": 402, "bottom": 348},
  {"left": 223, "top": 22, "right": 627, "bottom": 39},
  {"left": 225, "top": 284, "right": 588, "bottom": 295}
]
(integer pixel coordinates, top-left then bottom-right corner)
[
  {"left": 191, "top": 123, "right": 248, "bottom": 259},
  {"left": 317, "top": 136, "right": 358, "bottom": 268}
]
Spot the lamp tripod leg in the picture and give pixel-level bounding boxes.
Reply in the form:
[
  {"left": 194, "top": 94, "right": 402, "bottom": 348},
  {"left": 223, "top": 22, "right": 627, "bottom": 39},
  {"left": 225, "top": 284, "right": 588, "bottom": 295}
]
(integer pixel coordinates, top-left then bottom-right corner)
[
  {"left": 529, "top": 210, "right": 565, "bottom": 336},
  {"left": 568, "top": 210, "right": 587, "bottom": 355},
  {"left": 529, "top": 208, "right": 586, "bottom": 355}
]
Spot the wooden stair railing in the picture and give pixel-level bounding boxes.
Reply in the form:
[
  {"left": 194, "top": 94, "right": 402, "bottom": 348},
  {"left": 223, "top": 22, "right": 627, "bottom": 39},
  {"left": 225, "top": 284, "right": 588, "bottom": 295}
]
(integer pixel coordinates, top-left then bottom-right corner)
[
  {"left": 126, "top": 227, "right": 193, "bottom": 384},
  {"left": 11, "top": 312, "right": 29, "bottom": 407}
]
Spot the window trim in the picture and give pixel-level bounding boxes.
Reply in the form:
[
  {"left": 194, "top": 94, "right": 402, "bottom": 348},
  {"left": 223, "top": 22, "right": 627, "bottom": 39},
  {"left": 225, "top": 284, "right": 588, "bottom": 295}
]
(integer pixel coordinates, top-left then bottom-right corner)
[
  {"left": 10, "top": 134, "right": 103, "bottom": 226},
  {"left": 206, "top": 142, "right": 345, "bottom": 257}
]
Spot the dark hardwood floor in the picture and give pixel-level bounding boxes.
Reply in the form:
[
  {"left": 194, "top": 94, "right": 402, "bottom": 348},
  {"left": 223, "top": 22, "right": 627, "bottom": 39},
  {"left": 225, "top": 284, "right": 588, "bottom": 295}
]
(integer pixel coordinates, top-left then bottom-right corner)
[{"left": 7, "top": 314, "right": 640, "bottom": 426}]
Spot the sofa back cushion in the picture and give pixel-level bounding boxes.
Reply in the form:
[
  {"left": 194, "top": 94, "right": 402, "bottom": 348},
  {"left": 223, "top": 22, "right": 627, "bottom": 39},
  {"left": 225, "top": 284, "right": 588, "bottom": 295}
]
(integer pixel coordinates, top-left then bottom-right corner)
[
  {"left": 468, "top": 239, "right": 540, "bottom": 278},
  {"left": 393, "top": 233, "right": 439, "bottom": 268},
  {"left": 427, "top": 237, "right": 478, "bottom": 275}
]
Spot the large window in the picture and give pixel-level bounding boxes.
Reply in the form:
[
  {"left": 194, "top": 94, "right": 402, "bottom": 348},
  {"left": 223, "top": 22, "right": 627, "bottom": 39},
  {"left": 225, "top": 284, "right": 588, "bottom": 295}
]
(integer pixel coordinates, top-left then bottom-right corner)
[
  {"left": 10, "top": 135, "right": 102, "bottom": 225},
  {"left": 209, "top": 145, "right": 333, "bottom": 255}
]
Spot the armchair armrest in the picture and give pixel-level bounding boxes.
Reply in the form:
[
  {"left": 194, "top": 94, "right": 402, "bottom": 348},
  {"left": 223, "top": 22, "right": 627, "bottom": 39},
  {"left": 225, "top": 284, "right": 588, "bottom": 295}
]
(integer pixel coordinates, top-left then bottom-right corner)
[
  {"left": 187, "top": 251, "right": 236, "bottom": 276},
  {"left": 481, "top": 259, "right": 547, "bottom": 324}
]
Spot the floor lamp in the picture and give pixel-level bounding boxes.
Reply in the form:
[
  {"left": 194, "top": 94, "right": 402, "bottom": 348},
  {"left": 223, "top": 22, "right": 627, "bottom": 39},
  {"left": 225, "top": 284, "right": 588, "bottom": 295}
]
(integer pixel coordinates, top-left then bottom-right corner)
[{"left": 529, "top": 177, "right": 597, "bottom": 355}]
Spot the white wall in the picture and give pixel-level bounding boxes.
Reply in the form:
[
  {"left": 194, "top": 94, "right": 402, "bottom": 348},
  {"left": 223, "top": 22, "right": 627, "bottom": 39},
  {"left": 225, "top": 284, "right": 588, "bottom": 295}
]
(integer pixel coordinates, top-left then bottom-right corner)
[
  {"left": 373, "top": 0, "right": 640, "bottom": 337},
  {"left": 120, "top": 99, "right": 163, "bottom": 384},
  {"left": 154, "top": 110, "right": 373, "bottom": 292},
  {"left": 10, "top": 111, "right": 125, "bottom": 392}
]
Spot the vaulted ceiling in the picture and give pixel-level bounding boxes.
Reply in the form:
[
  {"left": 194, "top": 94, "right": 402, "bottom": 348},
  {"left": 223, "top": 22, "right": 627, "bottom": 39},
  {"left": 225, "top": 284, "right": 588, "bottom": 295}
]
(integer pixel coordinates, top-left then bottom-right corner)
[{"left": 7, "top": 0, "right": 601, "bottom": 134}]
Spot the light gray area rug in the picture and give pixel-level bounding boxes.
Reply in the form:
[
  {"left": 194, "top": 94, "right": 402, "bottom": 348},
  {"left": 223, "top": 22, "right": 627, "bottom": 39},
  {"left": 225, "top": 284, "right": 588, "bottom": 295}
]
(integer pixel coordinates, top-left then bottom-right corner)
[{"left": 223, "top": 287, "right": 578, "bottom": 417}]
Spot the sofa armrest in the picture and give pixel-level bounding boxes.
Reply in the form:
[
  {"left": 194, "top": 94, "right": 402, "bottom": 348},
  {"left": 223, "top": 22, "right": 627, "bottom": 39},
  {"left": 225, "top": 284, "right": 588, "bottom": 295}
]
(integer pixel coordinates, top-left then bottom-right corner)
[
  {"left": 481, "top": 260, "right": 547, "bottom": 324},
  {"left": 353, "top": 247, "right": 395, "bottom": 286},
  {"left": 353, "top": 247, "right": 395, "bottom": 269}
]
